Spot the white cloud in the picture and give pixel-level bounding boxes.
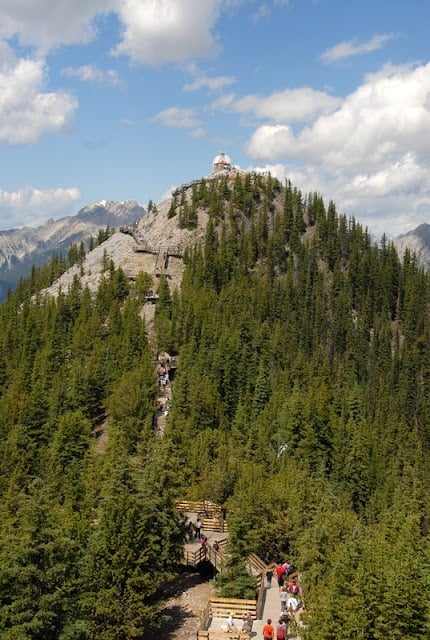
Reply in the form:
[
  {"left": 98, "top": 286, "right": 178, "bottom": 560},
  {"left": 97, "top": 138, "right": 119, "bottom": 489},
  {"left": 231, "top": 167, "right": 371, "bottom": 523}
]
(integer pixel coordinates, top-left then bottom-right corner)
[
  {"left": 113, "top": 0, "right": 222, "bottom": 65},
  {"left": 251, "top": 0, "right": 290, "bottom": 22},
  {"left": 231, "top": 87, "right": 341, "bottom": 123},
  {"left": 363, "top": 61, "right": 420, "bottom": 82},
  {"left": 246, "top": 63, "right": 430, "bottom": 170},
  {"left": 252, "top": 3, "right": 271, "bottom": 23},
  {"left": 210, "top": 93, "right": 236, "bottom": 110},
  {"left": 0, "top": 0, "right": 227, "bottom": 67},
  {"left": 191, "top": 127, "right": 206, "bottom": 138},
  {"left": 0, "top": 42, "right": 77, "bottom": 144},
  {"left": 0, "top": 186, "right": 81, "bottom": 229},
  {"left": 0, "top": 0, "right": 115, "bottom": 54},
  {"left": 245, "top": 63, "right": 430, "bottom": 237},
  {"left": 151, "top": 105, "right": 205, "bottom": 138},
  {"left": 151, "top": 106, "right": 201, "bottom": 128},
  {"left": 183, "top": 73, "right": 235, "bottom": 92},
  {"left": 61, "top": 64, "right": 121, "bottom": 87},
  {"left": 345, "top": 153, "right": 427, "bottom": 198},
  {"left": 321, "top": 33, "right": 398, "bottom": 63}
]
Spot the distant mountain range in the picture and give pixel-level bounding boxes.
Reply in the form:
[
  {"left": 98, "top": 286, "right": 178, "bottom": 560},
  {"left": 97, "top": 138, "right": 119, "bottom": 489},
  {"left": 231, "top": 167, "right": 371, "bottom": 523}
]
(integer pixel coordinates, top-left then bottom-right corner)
[
  {"left": 392, "top": 223, "right": 430, "bottom": 268},
  {"left": 0, "top": 200, "right": 146, "bottom": 301}
]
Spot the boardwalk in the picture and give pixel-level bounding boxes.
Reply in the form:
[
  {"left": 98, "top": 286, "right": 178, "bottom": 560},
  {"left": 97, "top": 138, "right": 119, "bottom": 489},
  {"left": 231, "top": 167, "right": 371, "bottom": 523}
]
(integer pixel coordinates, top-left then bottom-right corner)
[
  {"left": 207, "top": 584, "right": 303, "bottom": 640},
  {"left": 250, "top": 584, "right": 303, "bottom": 640},
  {"left": 176, "top": 508, "right": 304, "bottom": 639}
]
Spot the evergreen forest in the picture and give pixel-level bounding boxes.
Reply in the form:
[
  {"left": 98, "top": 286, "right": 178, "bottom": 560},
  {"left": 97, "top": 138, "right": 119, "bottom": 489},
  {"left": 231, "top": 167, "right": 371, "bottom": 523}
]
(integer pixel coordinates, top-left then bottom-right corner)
[{"left": 0, "top": 173, "right": 429, "bottom": 639}]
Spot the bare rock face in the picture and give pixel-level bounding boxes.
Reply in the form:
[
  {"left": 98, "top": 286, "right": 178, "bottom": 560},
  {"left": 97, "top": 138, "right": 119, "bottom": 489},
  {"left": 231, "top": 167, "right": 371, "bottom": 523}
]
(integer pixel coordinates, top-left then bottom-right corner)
[
  {"left": 394, "top": 223, "right": 430, "bottom": 271},
  {"left": 135, "top": 196, "right": 209, "bottom": 249}
]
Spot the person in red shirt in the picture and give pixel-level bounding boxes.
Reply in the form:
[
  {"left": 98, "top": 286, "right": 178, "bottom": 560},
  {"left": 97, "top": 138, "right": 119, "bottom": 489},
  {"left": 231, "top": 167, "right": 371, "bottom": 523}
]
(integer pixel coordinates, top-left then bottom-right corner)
[
  {"left": 275, "top": 564, "right": 287, "bottom": 590},
  {"left": 275, "top": 565, "right": 284, "bottom": 579},
  {"left": 287, "top": 581, "right": 301, "bottom": 595},
  {"left": 263, "top": 618, "right": 275, "bottom": 640}
]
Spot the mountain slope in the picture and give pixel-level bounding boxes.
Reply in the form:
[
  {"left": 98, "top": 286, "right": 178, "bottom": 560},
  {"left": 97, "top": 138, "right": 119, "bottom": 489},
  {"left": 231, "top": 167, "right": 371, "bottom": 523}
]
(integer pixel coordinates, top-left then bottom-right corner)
[
  {"left": 1, "top": 171, "right": 429, "bottom": 639},
  {"left": 0, "top": 200, "right": 146, "bottom": 300},
  {"left": 394, "top": 223, "right": 430, "bottom": 269}
]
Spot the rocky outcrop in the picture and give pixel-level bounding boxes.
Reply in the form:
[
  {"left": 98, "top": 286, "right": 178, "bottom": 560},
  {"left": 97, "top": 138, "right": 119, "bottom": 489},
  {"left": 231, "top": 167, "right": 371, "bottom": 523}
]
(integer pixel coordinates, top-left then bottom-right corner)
[{"left": 394, "top": 223, "right": 430, "bottom": 271}]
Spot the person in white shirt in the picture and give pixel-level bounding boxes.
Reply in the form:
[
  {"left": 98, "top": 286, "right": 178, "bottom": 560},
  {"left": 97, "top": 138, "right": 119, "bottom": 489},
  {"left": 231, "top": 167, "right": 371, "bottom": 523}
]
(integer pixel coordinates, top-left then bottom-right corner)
[
  {"left": 286, "top": 595, "right": 298, "bottom": 614},
  {"left": 227, "top": 613, "right": 236, "bottom": 632}
]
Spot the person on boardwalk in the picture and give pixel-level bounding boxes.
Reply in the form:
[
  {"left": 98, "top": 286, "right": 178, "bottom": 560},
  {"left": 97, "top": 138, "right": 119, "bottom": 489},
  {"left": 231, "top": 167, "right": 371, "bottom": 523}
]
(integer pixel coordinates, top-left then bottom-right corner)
[
  {"left": 275, "top": 564, "right": 286, "bottom": 590},
  {"left": 195, "top": 517, "right": 202, "bottom": 540},
  {"left": 266, "top": 567, "right": 273, "bottom": 588},
  {"left": 280, "top": 585, "right": 288, "bottom": 612},
  {"left": 263, "top": 618, "right": 275, "bottom": 640},
  {"left": 241, "top": 612, "right": 253, "bottom": 633},
  {"left": 287, "top": 581, "right": 301, "bottom": 595},
  {"left": 276, "top": 620, "right": 287, "bottom": 640},
  {"left": 277, "top": 571, "right": 286, "bottom": 591},
  {"left": 286, "top": 594, "right": 299, "bottom": 615},
  {"left": 227, "top": 613, "right": 236, "bottom": 633},
  {"left": 278, "top": 612, "right": 290, "bottom": 628}
]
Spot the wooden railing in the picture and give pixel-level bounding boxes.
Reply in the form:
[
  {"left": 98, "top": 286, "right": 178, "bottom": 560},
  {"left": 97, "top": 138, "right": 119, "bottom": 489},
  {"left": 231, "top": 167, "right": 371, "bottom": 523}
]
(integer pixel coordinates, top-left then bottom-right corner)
[
  {"left": 208, "top": 596, "right": 257, "bottom": 619},
  {"left": 176, "top": 499, "right": 223, "bottom": 517},
  {"left": 183, "top": 538, "right": 228, "bottom": 570},
  {"left": 246, "top": 552, "right": 267, "bottom": 575},
  {"left": 183, "top": 546, "right": 206, "bottom": 567},
  {"left": 206, "top": 545, "right": 226, "bottom": 572},
  {"left": 255, "top": 571, "right": 265, "bottom": 620},
  {"left": 201, "top": 517, "right": 228, "bottom": 532},
  {"left": 176, "top": 500, "right": 228, "bottom": 532},
  {"left": 133, "top": 241, "right": 158, "bottom": 254},
  {"left": 201, "top": 599, "right": 212, "bottom": 632},
  {"left": 196, "top": 597, "right": 256, "bottom": 640}
]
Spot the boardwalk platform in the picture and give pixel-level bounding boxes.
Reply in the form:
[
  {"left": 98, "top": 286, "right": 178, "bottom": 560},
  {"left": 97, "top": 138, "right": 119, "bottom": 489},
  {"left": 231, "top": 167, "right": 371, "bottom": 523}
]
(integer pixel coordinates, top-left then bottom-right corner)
[{"left": 176, "top": 515, "right": 305, "bottom": 639}]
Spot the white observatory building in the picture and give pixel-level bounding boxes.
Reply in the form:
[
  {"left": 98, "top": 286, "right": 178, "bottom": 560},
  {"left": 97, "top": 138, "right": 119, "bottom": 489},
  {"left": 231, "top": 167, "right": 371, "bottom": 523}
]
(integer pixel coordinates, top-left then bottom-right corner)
[{"left": 212, "top": 151, "right": 232, "bottom": 173}]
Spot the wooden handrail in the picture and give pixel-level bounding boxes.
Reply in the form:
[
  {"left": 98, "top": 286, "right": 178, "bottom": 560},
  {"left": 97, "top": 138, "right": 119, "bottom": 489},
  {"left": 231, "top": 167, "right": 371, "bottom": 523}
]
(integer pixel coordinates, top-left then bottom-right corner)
[{"left": 256, "top": 572, "right": 265, "bottom": 619}]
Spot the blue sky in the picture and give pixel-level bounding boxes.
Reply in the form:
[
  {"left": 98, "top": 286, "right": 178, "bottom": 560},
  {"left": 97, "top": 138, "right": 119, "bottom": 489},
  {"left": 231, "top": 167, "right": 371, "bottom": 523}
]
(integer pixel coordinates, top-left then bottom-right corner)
[{"left": 0, "top": 0, "right": 429, "bottom": 237}]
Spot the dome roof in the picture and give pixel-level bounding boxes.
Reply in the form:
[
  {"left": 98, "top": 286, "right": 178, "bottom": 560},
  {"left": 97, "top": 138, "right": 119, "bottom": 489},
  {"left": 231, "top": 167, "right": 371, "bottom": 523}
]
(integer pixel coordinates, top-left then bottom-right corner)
[{"left": 213, "top": 152, "right": 231, "bottom": 166}]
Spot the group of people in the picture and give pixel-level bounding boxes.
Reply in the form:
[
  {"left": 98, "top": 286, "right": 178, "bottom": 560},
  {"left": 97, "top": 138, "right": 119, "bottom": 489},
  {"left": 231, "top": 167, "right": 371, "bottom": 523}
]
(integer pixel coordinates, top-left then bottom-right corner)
[
  {"left": 267, "top": 563, "right": 300, "bottom": 593},
  {"left": 263, "top": 561, "right": 302, "bottom": 639},
  {"left": 192, "top": 518, "right": 223, "bottom": 560},
  {"left": 280, "top": 584, "right": 300, "bottom": 614},
  {"left": 222, "top": 612, "right": 253, "bottom": 634},
  {"left": 263, "top": 615, "right": 291, "bottom": 640},
  {"left": 158, "top": 363, "right": 169, "bottom": 387},
  {"left": 222, "top": 562, "right": 301, "bottom": 640}
]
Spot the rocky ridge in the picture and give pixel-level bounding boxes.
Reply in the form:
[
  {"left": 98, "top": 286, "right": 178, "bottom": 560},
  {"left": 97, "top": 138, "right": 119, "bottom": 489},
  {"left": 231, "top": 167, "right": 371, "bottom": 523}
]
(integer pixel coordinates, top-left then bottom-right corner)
[{"left": 39, "top": 194, "right": 209, "bottom": 300}]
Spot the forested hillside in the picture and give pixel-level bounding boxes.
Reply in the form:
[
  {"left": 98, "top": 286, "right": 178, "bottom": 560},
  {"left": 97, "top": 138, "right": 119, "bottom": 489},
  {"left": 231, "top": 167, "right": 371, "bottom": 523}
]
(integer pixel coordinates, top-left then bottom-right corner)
[{"left": 0, "top": 173, "right": 429, "bottom": 639}]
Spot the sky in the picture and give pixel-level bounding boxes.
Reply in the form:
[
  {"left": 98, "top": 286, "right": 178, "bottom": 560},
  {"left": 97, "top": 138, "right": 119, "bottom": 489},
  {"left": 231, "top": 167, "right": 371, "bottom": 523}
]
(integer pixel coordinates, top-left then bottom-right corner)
[{"left": 0, "top": 0, "right": 430, "bottom": 238}]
